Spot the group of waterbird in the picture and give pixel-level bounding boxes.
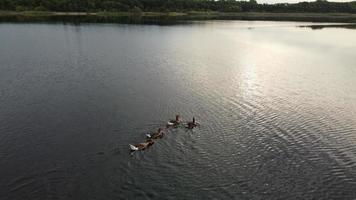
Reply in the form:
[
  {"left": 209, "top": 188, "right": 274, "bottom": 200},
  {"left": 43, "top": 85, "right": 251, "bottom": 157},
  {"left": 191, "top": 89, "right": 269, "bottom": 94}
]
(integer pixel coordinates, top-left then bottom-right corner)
[{"left": 129, "top": 115, "right": 199, "bottom": 151}]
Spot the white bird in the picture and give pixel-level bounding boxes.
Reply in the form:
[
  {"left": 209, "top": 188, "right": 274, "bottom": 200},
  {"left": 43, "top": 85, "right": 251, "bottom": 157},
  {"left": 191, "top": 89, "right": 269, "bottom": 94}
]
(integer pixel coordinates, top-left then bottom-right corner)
[{"left": 129, "top": 144, "right": 139, "bottom": 151}]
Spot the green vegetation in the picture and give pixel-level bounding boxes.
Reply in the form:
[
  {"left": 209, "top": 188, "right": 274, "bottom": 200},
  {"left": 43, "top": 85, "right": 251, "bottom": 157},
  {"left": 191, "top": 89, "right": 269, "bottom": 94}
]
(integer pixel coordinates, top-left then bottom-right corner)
[
  {"left": 1, "top": 0, "right": 356, "bottom": 14},
  {"left": 2, "top": 0, "right": 356, "bottom": 23},
  {"left": 2, "top": 10, "right": 356, "bottom": 23}
]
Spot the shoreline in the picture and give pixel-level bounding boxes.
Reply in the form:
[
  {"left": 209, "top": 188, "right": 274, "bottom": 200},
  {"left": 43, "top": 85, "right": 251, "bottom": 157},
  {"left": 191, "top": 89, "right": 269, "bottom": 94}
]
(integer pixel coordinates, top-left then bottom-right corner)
[{"left": 1, "top": 11, "right": 356, "bottom": 23}]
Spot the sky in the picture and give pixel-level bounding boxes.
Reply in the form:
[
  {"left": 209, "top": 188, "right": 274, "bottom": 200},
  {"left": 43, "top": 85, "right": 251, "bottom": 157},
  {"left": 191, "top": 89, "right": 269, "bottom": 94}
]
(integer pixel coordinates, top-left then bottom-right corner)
[{"left": 258, "top": 0, "right": 353, "bottom": 3}]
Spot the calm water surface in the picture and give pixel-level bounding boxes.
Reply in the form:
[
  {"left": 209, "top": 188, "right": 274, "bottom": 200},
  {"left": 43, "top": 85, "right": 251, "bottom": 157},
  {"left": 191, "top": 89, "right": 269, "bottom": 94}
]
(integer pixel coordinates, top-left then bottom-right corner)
[{"left": 1, "top": 21, "right": 356, "bottom": 199}]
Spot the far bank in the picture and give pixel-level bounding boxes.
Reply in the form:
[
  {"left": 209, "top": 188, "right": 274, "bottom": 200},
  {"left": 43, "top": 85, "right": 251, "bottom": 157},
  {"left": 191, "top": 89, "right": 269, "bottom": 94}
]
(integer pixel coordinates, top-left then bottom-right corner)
[{"left": 1, "top": 11, "right": 356, "bottom": 23}]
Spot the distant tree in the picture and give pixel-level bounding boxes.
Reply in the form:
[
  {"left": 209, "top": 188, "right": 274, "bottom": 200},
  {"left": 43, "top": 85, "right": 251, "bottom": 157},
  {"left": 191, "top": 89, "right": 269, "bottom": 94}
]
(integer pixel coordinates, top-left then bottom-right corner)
[
  {"left": 34, "top": 6, "right": 48, "bottom": 11},
  {"left": 223, "top": 5, "right": 242, "bottom": 12},
  {"left": 249, "top": 0, "right": 257, "bottom": 5},
  {"left": 15, "top": 5, "right": 27, "bottom": 11},
  {"left": 352, "top": 2, "right": 356, "bottom": 12},
  {"left": 102, "top": 1, "right": 128, "bottom": 11},
  {"left": 131, "top": 6, "right": 142, "bottom": 15}
]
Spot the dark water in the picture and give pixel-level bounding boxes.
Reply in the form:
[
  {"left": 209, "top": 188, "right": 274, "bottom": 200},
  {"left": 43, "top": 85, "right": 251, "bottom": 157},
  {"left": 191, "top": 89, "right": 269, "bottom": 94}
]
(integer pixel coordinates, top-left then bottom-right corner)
[{"left": 1, "top": 21, "right": 356, "bottom": 199}]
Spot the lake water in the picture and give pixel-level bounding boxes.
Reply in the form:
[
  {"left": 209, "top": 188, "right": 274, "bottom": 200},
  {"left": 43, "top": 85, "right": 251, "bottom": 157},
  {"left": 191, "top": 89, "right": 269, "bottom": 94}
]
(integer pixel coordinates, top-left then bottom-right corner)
[{"left": 1, "top": 21, "right": 356, "bottom": 199}]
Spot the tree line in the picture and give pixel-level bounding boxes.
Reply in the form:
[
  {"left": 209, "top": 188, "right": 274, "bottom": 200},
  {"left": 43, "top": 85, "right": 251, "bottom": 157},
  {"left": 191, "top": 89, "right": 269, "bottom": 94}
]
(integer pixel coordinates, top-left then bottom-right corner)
[{"left": 1, "top": 0, "right": 356, "bottom": 13}]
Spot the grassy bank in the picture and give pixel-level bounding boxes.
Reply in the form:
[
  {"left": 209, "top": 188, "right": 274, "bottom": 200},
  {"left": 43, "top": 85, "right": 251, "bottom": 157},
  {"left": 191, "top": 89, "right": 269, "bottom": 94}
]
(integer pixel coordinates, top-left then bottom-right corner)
[
  {"left": 0, "top": 10, "right": 186, "bottom": 17},
  {"left": 1, "top": 10, "right": 356, "bottom": 23}
]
